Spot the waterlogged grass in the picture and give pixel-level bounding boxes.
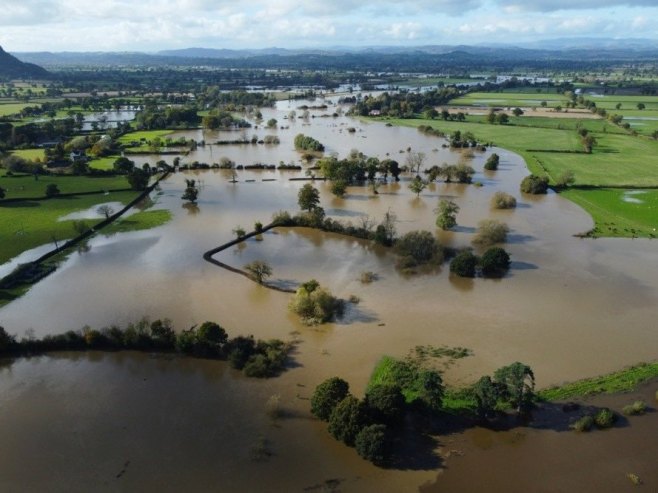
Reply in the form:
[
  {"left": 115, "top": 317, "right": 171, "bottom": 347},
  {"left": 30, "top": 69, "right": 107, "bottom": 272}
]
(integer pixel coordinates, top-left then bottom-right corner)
[
  {"left": 0, "top": 191, "right": 138, "bottom": 264},
  {"left": 561, "top": 188, "right": 658, "bottom": 238},
  {"left": 102, "top": 209, "right": 172, "bottom": 235},
  {"left": 538, "top": 362, "right": 658, "bottom": 401},
  {"left": 0, "top": 172, "right": 130, "bottom": 199}
]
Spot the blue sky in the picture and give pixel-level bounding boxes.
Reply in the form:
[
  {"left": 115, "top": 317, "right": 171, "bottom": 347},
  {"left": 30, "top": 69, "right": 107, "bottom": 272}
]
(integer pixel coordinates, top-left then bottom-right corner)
[{"left": 1, "top": 0, "right": 656, "bottom": 51}]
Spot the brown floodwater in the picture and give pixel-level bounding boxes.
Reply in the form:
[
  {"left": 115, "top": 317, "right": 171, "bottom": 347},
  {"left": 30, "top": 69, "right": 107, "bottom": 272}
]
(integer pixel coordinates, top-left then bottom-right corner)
[{"left": 0, "top": 96, "right": 657, "bottom": 491}]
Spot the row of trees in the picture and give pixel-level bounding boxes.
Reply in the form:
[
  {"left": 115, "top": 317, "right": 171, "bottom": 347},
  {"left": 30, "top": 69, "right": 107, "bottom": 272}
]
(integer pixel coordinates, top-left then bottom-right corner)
[{"left": 0, "top": 320, "right": 291, "bottom": 378}]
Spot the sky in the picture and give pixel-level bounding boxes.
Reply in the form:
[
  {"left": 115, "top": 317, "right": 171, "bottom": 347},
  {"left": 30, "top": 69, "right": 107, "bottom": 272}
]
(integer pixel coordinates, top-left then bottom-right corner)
[{"left": 1, "top": 0, "right": 657, "bottom": 52}]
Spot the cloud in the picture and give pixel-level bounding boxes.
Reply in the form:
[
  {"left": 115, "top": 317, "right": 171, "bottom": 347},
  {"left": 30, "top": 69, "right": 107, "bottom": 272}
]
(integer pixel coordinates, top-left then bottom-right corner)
[{"left": 499, "top": 0, "right": 658, "bottom": 12}]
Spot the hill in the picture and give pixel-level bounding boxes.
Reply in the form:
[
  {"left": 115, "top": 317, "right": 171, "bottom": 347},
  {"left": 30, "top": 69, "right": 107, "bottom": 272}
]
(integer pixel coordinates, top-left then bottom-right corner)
[{"left": 0, "top": 46, "right": 49, "bottom": 79}]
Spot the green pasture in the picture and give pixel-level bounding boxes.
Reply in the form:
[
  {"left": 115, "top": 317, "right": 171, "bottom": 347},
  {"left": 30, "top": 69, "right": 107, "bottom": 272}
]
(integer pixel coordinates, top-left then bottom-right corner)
[
  {"left": 561, "top": 188, "right": 658, "bottom": 238},
  {"left": 118, "top": 130, "right": 173, "bottom": 145},
  {"left": 0, "top": 173, "right": 130, "bottom": 199},
  {"left": 0, "top": 191, "right": 138, "bottom": 264},
  {"left": 88, "top": 156, "right": 121, "bottom": 171},
  {"left": 0, "top": 103, "right": 33, "bottom": 117},
  {"left": 11, "top": 148, "right": 46, "bottom": 161}
]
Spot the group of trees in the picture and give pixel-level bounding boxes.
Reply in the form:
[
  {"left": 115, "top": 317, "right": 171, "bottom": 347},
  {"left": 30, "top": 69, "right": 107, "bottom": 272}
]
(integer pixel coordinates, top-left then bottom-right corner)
[
  {"left": 134, "top": 105, "right": 200, "bottom": 130},
  {"left": 319, "top": 153, "right": 401, "bottom": 194},
  {"left": 311, "top": 357, "right": 537, "bottom": 465},
  {"left": 293, "top": 133, "right": 325, "bottom": 152},
  {"left": 288, "top": 279, "right": 344, "bottom": 325},
  {"left": 0, "top": 320, "right": 291, "bottom": 378},
  {"left": 350, "top": 87, "right": 461, "bottom": 118},
  {"left": 450, "top": 246, "right": 511, "bottom": 278}
]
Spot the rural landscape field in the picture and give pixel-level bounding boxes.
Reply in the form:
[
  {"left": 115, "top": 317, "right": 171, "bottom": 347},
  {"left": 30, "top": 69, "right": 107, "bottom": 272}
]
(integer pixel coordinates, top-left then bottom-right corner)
[{"left": 1, "top": 1, "right": 657, "bottom": 492}]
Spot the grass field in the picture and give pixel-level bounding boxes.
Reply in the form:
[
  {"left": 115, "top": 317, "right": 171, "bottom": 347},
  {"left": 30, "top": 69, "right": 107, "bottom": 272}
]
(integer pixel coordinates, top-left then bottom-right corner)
[
  {"left": 460, "top": 114, "right": 628, "bottom": 134},
  {"left": 380, "top": 116, "right": 658, "bottom": 237},
  {"left": 0, "top": 103, "right": 33, "bottom": 117},
  {"left": 0, "top": 173, "right": 130, "bottom": 199},
  {"left": 0, "top": 191, "right": 139, "bottom": 264},
  {"left": 451, "top": 92, "right": 569, "bottom": 108},
  {"left": 11, "top": 148, "right": 46, "bottom": 161},
  {"left": 118, "top": 130, "right": 173, "bottom": 145},
  {"left": 88, "top": 156, "right": 121, "bottom": 171},
  {"left": 561, "top": 188, "right": 658, "bottom": 237}
]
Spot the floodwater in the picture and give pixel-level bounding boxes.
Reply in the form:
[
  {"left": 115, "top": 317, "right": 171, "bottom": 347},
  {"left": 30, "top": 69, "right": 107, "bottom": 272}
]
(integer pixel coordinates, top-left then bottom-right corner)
[{"left": 1, "top": 96, "right": 657, "bottom": 491}]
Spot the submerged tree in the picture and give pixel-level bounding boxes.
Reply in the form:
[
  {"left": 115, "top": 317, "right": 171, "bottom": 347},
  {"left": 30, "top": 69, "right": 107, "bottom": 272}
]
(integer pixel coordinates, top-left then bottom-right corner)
[
  {"left": 435, "top": 199, "right": 459, "bottom": 230},
  {"left": 244, "top": 260, "right": 273, "bottom": 284},
  {"left": 311, "top": 377, "right": 350, "bottom": 421},
  {"left": 298, "top": 183, "right": 321, "bottom": 211},
  {"left": 493, "top": 362, "right": 535, "bottom": 414},
  {"left": 408, "top": 176, "right": 427, "bottom": 198},
  {"left": 182, "top": 178, "right": 199, "bottom": 203}
]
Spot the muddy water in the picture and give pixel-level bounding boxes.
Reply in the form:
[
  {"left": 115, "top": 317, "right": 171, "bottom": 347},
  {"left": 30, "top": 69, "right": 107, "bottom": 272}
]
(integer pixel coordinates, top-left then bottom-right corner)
[{"left": 1, "top": 98, "right": 657, "bottom": 491}]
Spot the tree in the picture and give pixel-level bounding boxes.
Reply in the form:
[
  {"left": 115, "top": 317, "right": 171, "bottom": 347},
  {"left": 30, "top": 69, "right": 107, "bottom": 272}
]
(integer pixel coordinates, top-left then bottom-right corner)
[
  {"left": 298, "top": 183, "right": 320, "bottom": 211},
  {"left": 473, "top": 219, "right": 509, "bottom": 246},
  {"left": 405, "top": 151, "right": 426, "bottom": 176},
  {"left": 496, "top": 113, "right": 509, "bottom": 125},
  {"left": 233, "top": 226, "right": 246, "bottom": 238},
  {"left": 493, "top": 362, "right": 535, "bottom": 414},
  {"left": 581, "top": 134, "right": 596, "bottom": 153},
  {"left": 311, "top": 377, "right": 350, "bottom": 421},
  {"left": 0, "top": 187, "right": 5, "bottom": 199},
  {"left": 512, "top": 107, "right": 524, "bottom": 117},
  {"left": 491, "top": 191, "right": 516, "bottom": 209},
  {"left": 97, "top": 204, "right": 115, "bottom": 219},
  {"left": 113, "top": 156, "right": 135, "bottom": 174},
  {"left": 196, "top": 321, "right": 228, "bottom": 350},
  {"left": 266, "top": 118, "right": 277, "bottom": 128},
  {"left": 365, "top": 384, "right": 405, "bottom": 425},
  {"left": 331, "top": 180, "right": 347, "bottom": 198},
  {"left": 520, "top": 175, "right": 549, "bottom": 194},
  {"left": 45, "top": 183, "right": 60, "bottom": 198},
  {"left": 450, "top": 250, "right": 478, "bottom": 277},
  {"left": 328, "top": 395, "right": 369, "bottom": 446},
  {"left": 480, "top": 247, "right": 511, "bottom": 277},
  {"left": 127, "top": 169, "right": 149, "bottom": 191},
  {"left": 435, "top": 199, "right": 459, "bottom": 230},
  {"left": 182, "top": 178, "right": 199, "bottom": 203},
  {"left": 408, "top": 177, "right": 427, "bottom": 198},
  {"left": 395, "top": 231, "right": 443, "bottom": 267},
  {"left": 0, "top": 326, "right": 15, "bottom": 353},
  {"left": 289, "top": 280, "right": 343, "bottom": 325},
  {"left": 355, "top": 424, "right": 390, "bottom": 464},
  {"left": 244, "top": 260, "right": 272, "bottom": 284},
  {"left": 637, "top": 103, "right": 645, "bottom": 110},
  {"left": 473, "top": 376, "right": 499, "bottom": 419},
  {"left": 484, "top": 153, "right": 499, "bottom": 171}
]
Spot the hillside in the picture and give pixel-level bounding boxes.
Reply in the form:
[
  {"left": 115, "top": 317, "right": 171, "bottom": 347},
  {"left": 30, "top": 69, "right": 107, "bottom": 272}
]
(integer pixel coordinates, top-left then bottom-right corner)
[{"left": 0, "top": 46, "right": 49, "bottom": 79}]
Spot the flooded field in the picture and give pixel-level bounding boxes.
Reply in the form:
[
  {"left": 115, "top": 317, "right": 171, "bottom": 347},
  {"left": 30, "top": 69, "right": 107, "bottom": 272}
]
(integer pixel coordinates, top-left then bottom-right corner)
[{"left": 1, "top": 97, "right": 657, "bottom": 491}]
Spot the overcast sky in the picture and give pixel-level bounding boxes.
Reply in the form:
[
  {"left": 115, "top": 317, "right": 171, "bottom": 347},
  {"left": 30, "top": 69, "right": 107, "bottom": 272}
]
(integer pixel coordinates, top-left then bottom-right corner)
[{"left": 1, "top": 0, "right": 657, "bottom": 52}]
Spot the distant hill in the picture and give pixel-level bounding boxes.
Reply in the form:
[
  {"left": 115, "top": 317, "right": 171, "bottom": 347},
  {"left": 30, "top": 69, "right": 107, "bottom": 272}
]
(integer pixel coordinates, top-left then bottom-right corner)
[{"left": 0, "top": 46, "right": 49, "bottom": 79}]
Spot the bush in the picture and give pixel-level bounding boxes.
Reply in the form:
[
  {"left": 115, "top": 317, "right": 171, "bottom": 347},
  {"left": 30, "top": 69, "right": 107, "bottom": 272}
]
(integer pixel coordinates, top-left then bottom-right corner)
[
  {"left": 360, "top": 271, "right": 377, "bottom": 283},
  {"left": 473, "top": 219, "right": 509, "bottom": 246},
  {"left": 435, "top": 199, "right": 459, "bottom": 230},
  {"left": 328, "top": 396, "right": 370, "bottom": 446},
  {"left": 311, "top": 377, "right": 351, "bottom": 421},
  {"left": 484, "top": 153, "right": 499, "bottom": 170},
  {"left": 520, "top": 174, "right": 549, "bottom": 194},
  {"left": 226, "top": 335, "right": 256, "bottom": 369},
  {"left": 331, "top": 180, "right": 347, "bottom": 198},
  {"left": 491, "top": 191, "right": 517, "bottom": 209},
  {"left": 289, "top": 280, "right": 344, "bottom": 325},
  {"left": 355, "top": 424, "right": 390, "bottom": 464},
  {"left": 45, "top": 183, "right": 60, "bottom": 198},
  {"left": 480, "top": 247, "right": 511, "bottom": 277},
  {"left": 450, "top": 250, "right": 478, "bottom": 278},
  {"left": 571, "top": 415, "right": 594, "bottom": 432},
  {"left": 594, "top": 407, "right": 617, "bottom": 428},
  {"left": 395, "top": 231, "right": 444, "bottom": 269},
  {"left": 622, "top": 400, "right": 647, "bottom": 416}
]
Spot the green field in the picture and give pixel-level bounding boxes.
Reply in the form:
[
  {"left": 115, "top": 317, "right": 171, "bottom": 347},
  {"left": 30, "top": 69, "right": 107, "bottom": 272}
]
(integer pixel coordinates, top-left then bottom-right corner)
[
  {"left": 562, "top": 188, "right": 658, "bottom": 237},
  {"left": 88, "top": 156, "right": 121, "bottom": 171},
  {"left": 11, "top": 148, "right": 46, "bottom": 161},
  {"left": 380, "top": 116, "right": 658, "bottom": 237},
  {"left": 0, "top": 103, "right": 33, "bottom": 117},
  {"left": 102, "top": 209, "right": 172, "bottom": 236},
  {"left": 451, "top": 92, "right": 569, "bottom": 108},
  {"left": 0, "top": 173, "right": 130, "bottom": 199},
  {"left": 0, "top": 191, "right": 139, "bottom": 264},
  {"left": 460, "top": 113, "right": 629, "bottom": 134},
  {"left": 118, "top": 130, "right": 173, "bottom": 145}
]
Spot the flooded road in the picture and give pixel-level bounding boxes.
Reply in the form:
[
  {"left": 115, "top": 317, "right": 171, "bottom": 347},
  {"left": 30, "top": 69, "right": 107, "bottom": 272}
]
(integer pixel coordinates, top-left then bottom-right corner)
[{"left": 0, "top": 96, "right": 656, "bottom": 491}]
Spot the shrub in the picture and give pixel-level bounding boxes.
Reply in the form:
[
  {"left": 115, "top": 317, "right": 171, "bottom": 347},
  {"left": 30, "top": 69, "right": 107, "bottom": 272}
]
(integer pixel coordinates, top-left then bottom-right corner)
[
  {"left": 473, "top": 219, "right": 509, "bottom": 246},
  {"left": 328, "top": 396, "right": 370, "bottom": 446},
  {"left": 484, "top": 153, "right": 499, "bottom": 170},
  {"left": 480, "top": 247, "right": 511, "bottom": 277},
  {"left": 45, "top": 183, "right": 60, "bottom": 198},
  {"left": 311, "top": 377, "right": 350, "bottom": 421},
  {"left": 520, "top": 174, "right": 549, "bottom": 194},
  {"left": 289, "top": 280, "right": 344, "bottom": 325},
  {"left": 359, "top": 271, "right": 377, "bottom": 283},
  {"left": 272, "top": 210, "right": 294, "bottom": 226},
  {"left": 491, "top": 191, "right": 516, "bottom": 209},
  {"left": 450, "top": 250, "right": 478, "bottom": 278},
  {"left": 355, "top": 424, "right": 390, "bottom": 465},
  {"left": 571, "top": 415, "right": 594, "bottom": 432},
  {"left": 226, "top": 335, "right": 256, "bottom": 369},
  {"left": 622, "top": 400, "right": 647, "bottom": 416},
  {"left": 395, "top": 231, "right": 444, "bottom": 269},
  {"left": 594, "top": 408, "right": 617, "bottom": 428}
]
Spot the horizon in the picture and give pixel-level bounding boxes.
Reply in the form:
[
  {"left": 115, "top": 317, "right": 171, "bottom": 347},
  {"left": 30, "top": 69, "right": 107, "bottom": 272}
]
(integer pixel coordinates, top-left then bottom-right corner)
[{"left": 1, "top": 1, "right": 657, "bottom": 52}]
